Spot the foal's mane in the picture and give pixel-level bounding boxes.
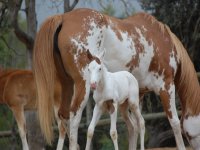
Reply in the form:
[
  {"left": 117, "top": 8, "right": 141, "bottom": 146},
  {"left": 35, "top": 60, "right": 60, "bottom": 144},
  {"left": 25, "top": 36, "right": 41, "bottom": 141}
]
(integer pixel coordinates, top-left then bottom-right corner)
[{"left": 165, "top": 25, "right": 200, "bottom": 116}]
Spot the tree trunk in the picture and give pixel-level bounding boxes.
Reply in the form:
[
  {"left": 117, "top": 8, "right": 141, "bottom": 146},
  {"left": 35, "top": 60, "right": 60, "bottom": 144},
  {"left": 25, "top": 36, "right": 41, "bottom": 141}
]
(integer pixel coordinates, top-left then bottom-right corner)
[{"left": 24, "top": 0, "right": 45, "bottom": 149}]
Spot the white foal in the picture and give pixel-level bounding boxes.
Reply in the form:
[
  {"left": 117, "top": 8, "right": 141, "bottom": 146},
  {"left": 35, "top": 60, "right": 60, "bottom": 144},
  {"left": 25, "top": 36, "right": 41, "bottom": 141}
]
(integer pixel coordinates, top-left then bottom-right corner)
[{"left": 85, "top": 54, "right": 145, "bottom": 150}]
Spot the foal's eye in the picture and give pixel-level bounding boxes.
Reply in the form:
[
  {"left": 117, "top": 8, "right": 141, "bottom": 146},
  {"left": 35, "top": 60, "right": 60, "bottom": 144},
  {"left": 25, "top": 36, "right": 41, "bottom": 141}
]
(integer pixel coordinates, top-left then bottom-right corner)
[{"left": 99, "top": 68, "right": 101, "bottom": 71}]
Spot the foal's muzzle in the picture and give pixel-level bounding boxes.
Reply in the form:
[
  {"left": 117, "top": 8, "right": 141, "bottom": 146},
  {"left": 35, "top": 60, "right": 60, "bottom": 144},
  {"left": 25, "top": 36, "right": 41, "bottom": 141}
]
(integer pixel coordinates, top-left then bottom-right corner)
[{"left": 90, "top": 83, "right": 97, "bottom": 90}]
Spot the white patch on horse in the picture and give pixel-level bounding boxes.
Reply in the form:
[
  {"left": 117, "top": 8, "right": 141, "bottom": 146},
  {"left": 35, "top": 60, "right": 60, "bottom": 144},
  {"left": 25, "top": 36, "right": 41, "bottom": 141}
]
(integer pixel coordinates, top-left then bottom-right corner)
[
  {"left": 103, "top": 25, "right": 136, "bottom": 72},
  {"left": 168, "top": 83, "right": 176, "bottom": 114},
  {"left": 169, "top": 50, "right": 177, "bottom": 75},
  {"left": 140, "top": 72, "right": 165, "bottom": 94},
  {"left": 132, "top": 27, "right": 166, "bottom": 92},
  {"left": 183, "top": 113, "right": 200, "bottom": 138},
  {"left": 71, "top": 20, "right": 105, "bottom": 63},
  {"left": 141, "top": 25, "right": 147, "bottom": 32}
]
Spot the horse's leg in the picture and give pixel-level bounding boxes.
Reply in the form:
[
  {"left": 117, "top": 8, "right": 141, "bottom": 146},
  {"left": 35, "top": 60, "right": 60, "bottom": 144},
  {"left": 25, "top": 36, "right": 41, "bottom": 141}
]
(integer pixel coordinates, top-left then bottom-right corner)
[
  {"left": 159, "top": 82, "right": 186, "bottom": 150},
  {"left": 54, "top": 104, "right": 66, "bottom": 150},
  {"left": 119, "top": 101, "right": 138, "bottom": 150},
  {"left": 69, "top": 80, "right": 90, "bottom": 150},
  {"left": 109, "top": 102, "right": 119, "bottom": 150},
  {"left": 11, "top": 106, "right": 29, "bottom": 150},
  {"left": 129, "top": 99, "right": 145, "bottom": 150},
  {"left": 85, "top": 104, "right": 103, "bottom": 150}
]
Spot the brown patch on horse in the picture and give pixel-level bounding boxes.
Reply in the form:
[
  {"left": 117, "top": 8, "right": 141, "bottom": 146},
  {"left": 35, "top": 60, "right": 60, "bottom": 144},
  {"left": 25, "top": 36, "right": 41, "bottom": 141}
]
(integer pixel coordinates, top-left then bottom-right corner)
[
  {"left": 70, "top": 79, "right": 86, "bottom": 114},
  {"left": 102, "top": 100, "right": 115, "bottom": 114},
  {"left": 160, "top": 90, "right": 172, "bottom": 118}
]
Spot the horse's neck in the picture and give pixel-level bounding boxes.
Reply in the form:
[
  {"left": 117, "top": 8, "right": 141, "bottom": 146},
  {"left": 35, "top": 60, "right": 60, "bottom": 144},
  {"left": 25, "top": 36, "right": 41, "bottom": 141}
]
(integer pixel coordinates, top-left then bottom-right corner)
[{"left": 97, "top": 68, "right": 107, "bottom": 90}]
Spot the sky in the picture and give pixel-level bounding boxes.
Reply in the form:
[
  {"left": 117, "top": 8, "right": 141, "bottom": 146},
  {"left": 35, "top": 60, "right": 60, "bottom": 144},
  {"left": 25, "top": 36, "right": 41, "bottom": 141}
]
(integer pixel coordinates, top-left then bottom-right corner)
[{"left": 34, "top": 0, "right": 143, "bottom": 27}]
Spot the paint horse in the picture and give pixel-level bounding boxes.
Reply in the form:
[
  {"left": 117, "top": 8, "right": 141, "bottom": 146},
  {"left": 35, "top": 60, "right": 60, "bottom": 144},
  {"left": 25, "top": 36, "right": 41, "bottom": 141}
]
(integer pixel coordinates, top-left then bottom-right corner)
[
  {"left": 33, "top": 8, "right": 200, "bottom": 150},
  {"left": 0, "top": 68, "right": 67, "bottom": 150},
  {"left": 85, "top": 52, "right": 145, "bottom": 150}
]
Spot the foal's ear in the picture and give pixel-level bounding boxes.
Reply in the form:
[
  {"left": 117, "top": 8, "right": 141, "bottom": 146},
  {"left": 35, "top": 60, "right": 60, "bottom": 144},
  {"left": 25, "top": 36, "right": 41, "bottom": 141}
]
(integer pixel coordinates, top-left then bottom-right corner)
[{"left": 87, "top": 50, "right": 94, "bottom": 61}]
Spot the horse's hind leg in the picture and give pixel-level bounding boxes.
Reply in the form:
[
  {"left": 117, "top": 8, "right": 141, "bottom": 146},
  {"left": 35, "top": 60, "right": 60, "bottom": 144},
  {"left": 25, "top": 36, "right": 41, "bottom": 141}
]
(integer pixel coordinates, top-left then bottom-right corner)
[
  {"left": 54, "top": 105, "right": 66, "bottom": 150},
  {"left": 11, "top": 106, "right": 29, "bottom": 150},
  {"left": 70, "top": 80, "right": 90, "bottom": 150},
  {"left": 119, "top": 101, "right": 138, "bottom": 150},
  {"left": 129, "top": 99, "right": 145, "bottom": 150},
  {"left": 109, "top": 102, "right": 119, "bottom": 150},
  {"left": 159, "top": 82, "right": 186, "bottom": 150}
]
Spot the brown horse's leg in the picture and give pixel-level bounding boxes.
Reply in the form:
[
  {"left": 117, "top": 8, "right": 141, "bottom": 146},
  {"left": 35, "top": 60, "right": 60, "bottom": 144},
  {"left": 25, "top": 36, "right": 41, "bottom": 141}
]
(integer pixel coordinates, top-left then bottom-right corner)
[
  {"left": 54, "top": 103, "right": 67, "bottom": 150},
  {"left": 54, "top": 50, "right": 74, "bottom": 146},
  {"left": 11, "top": 106, "right": 29, "bottom": 150},
  {"left": 159, "top": 82, "right": 186, "bottom": 150},
  {"left": 69, "top": 79, "right": 90, "bottom": 150}
]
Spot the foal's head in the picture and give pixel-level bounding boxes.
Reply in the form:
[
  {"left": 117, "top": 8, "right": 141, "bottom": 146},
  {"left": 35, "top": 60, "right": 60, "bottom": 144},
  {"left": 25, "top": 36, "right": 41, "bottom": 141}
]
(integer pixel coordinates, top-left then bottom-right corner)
[
  {"left": 88, "top": 59, "right": 104, "bottom": 90},
  {"left": 87, "top": 50, "right": 105, "bottom": 90}
]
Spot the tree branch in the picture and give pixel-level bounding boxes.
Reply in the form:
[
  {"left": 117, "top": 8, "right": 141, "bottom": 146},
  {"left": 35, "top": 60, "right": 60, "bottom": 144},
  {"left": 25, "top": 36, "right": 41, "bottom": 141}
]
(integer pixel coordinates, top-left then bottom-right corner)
[
  {"left": 8, "top": 0, "right": 34, "bottom": 50},
  {"left": 64, "top": 0, "right": 79, "bottom": 12},
  {"left": 120, "top": 0, "right": 130, "bottom": 16},
  {"left": 70, "top": 0, "right": 79, "bottom": 10},
  {"left": 0, "top": 36, "right": 24, "bottom": 56}
]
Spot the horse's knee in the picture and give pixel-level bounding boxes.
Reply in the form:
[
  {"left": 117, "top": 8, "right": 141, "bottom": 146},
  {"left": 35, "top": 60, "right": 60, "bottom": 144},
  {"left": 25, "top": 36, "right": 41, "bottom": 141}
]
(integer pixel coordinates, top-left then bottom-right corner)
[
  {"left": 139, "top": 118, "right": 145, "bottom": 130},
  {"left": 59, "top": 122, "right": 66, "bottom": 138},
  {"left": 169, "top": 117, "right": 181, "bottom": 133},
  {"left": 110, "top": 130, "right": 118, "bottom": 141}
]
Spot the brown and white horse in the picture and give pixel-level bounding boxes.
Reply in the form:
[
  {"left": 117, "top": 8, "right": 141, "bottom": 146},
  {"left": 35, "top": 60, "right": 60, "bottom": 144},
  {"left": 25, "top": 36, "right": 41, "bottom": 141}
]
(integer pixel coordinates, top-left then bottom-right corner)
[
  {"left": 0, "top": 69, "right": 68, "bottom": 150},
  {"left": 33, "top": 8, "right": 200, "bottom": 150}
]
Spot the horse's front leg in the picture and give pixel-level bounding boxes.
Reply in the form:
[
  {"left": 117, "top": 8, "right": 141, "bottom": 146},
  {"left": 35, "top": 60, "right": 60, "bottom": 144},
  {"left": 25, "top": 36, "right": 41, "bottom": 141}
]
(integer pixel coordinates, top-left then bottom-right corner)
[
  {"left": 69, "top": 80, "right": 90, "bottom": 150},
  {"left": 85, "top": 103, "right": 103, "bottom": 150},
  {"left": 159, "top": 82, "right": 186, "bottom": 150},
  {"left": 110, "top": 102, "right": 119, "bottom": 150}
]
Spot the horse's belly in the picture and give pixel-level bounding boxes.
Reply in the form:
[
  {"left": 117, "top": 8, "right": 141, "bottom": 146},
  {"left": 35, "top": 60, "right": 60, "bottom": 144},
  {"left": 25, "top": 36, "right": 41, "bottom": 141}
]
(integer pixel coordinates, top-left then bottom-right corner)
[{"left": 183, "top": 114, "right": 200, "bottom": 138}]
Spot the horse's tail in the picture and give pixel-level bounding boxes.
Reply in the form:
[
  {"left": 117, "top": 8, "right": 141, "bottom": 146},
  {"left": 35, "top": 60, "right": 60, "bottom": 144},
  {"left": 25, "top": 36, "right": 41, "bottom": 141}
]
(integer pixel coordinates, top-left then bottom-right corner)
[
  {"left": 165, "top": 25, "right": 200, "bottom": 116},
  {"left": 33, "top": 14, "right": 63, "bottom": 144}
]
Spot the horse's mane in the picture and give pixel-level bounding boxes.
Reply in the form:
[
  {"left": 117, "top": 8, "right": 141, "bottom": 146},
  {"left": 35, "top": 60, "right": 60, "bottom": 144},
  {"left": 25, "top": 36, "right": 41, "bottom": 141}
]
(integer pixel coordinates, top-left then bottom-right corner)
[
  {"left": 138, "top": 13, "right": 165, "bottom": 35},
  {"left": 165, "top": 25, "right": 200, "bottom": 116}
]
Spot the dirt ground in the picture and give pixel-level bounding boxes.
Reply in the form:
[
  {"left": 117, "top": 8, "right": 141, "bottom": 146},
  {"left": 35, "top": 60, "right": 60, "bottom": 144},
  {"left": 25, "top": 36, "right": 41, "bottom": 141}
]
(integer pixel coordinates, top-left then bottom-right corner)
[{"left": 147, "top": 148, "right": 192, "bottom": 150}]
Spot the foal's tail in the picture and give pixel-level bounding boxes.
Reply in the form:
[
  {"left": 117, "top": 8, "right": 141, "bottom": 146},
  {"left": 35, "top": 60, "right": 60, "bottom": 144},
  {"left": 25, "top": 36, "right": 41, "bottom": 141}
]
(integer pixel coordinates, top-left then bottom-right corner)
[
  {"left": 33, "top": 14, "right": 63, "bottom": 144},
  {"left": 165, "top": 25, "right": 200, "bottom": 115}
]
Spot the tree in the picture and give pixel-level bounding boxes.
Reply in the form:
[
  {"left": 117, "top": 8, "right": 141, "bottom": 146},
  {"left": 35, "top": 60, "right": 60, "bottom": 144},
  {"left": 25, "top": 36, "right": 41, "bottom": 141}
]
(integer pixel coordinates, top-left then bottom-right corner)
[{"left": 139, "top": 0, "right": 200, "bottom": 71}]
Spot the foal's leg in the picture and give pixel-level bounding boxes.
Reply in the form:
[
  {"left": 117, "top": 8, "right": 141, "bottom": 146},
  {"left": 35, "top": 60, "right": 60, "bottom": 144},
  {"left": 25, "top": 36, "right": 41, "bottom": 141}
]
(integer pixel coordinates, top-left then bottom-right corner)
[
  {"left": 119, "top": 101, "right": 138, "bottom": 150},
  {"left": 109, "top": 102, "right": 119, "bottom": 150},
  {"left": 129, "top": 99, "right": 145, "bottom": 150},
  {"left": 85, "top": 104, "right": 103, "bottom": 150},
  {"left": 11, "top": 106, "right": 29, "bottom": 150},
  {"left": 159, "top": 82, "right": 186, "bottom": 150}
]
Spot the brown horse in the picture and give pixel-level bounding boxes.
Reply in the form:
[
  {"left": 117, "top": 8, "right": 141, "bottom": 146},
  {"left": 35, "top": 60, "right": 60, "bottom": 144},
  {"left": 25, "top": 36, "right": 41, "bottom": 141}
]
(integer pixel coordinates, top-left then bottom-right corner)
[
  {"left": 0, "top": 69, "right": 68, "bottom": 150},
  {"left": 33, "top": 8, "right": 200, "bottom": 150}
]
